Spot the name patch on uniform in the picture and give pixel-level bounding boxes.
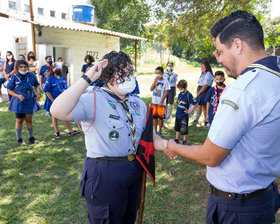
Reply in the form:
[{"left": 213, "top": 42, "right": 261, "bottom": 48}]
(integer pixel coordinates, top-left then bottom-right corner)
[
  {"left": 109, "top": 114, "right": 120, "bottom": 120},
  {"left": 221, "top": 99, "right": 239, "bottom": 110},
  {"left": 130, "top": 101, "right": 140, "bottom": 110},
  {"left": 108, "top": 130, "right": 120, "bottom": 142}
]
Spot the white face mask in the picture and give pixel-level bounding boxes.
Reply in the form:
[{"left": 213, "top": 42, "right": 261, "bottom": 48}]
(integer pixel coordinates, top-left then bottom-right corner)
[
  {"left": 116, "top": 75, "right": 136, "bottom": 95},
  {"left": 7, "top": 55, "right": 12, "bottom": 59}
]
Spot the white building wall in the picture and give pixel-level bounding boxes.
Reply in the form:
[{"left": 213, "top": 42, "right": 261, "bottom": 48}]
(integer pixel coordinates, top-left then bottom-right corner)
[
  {"left": 0, "top": 16, "right": 33, "bottom": 58},
  {"left": 35, "top": 26, "right": 120, "bottom": 83},
  {"left": 0, "top": 0, "right": 93, "bottom": 22}
]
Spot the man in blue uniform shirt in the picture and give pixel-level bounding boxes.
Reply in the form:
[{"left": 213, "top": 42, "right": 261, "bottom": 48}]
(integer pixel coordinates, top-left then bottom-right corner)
[{"left": 162, "top": 11, "right": 280, "bottom": 224}]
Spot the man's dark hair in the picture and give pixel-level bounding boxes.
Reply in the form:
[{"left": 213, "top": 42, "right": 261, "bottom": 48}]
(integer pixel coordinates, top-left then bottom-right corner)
[
  {"left": 16, "top": 60, "right": 29, "bottom": 71},
  {"left": 214, "top": 70, "right": 225, "bottom": 78},
  {"left": 58, "top": 57, "right": 63, "bottom": 61},
  {"left": 45, "top": 56, "right": 52, "bottom": 61},
  {"left": 211, "top": 11, "right": 264, "bottom": 50},
  {"left": 100, "top": 51, "right": 134, "bottom": 85},
  {"left": 155, "top": 66, "right": 164, "bottom": 74},
  {"left": 177, "top": 79, "right": 188, "bottom": 89},
  {"left": 84, "top": 55, "right": 95, "bottom": 64}
]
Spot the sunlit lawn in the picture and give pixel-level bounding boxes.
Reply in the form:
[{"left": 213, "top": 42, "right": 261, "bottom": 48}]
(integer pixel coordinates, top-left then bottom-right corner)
[{"left": 1, "top": 61, "right": 280, "bottom": 223}]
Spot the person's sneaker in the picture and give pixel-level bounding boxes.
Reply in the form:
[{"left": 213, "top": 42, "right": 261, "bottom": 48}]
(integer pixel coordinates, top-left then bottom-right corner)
[
  {"left": 55, "top": 132, "right": 61, "bottom": 138},
  {"left": 68, "top": 130, "right": 81, "bottom": 136},
  {"left": 45, "top": 111, "right": 50, "bottom": 117},
  {"left": 174, "top": 139, "right": 179, "bottom": 144},
  {"left": 204, "top": 122, "right": 208, "bottom": 127},
  {"left": 182, "top": 141, "right": 187, "bottom": 145},
  {"left": 191, "top": 120, "right": 198, "bottom": 124},
  {"left": 17, "top": 138, "right": 26, "bottom": 146},
  {"left": 28, "top": 136, "right": 39, "bottom": 144},
  {"left": 0, "top": 98, "right": 3, "bottom": 103},
  {"left": 157, "top": 132, "right": 162, "bottom": 137}
]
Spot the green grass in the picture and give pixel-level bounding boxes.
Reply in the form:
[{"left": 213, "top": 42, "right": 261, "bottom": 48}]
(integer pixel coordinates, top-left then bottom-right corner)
[{"left": 1, "top": 97, "right": 280, "bottom": 224}]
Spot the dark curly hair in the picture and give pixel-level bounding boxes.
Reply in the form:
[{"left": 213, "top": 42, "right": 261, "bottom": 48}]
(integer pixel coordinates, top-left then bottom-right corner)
[
  {"left": 84, "top": 55, "right": 95, "bottom": 64},
  {"left": 100, "top": 51, "right": 134, "bottom": 85}
]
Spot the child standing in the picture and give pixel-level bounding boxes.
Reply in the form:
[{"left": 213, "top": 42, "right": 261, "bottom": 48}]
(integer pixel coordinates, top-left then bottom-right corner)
[
  {"left": 43, "top": 64, "right": 80, "bottom": 138},
  {"left": 174, "top": 80, "right": 197, "bottom": 145},
  {"left": 163, "top": 61, "right": 177, "bottom": 120},
  {"left": 206, "top": 71, "right": 226, "bottom": 128},
  {"left": 150, "top": 66, "right": 170, "bottom": 137},
  {"left": 7, "top": 60, "right": 41, "bottom": 145},
  {"left": 192, "top": 61, "right": 214, "bottom": 126}
]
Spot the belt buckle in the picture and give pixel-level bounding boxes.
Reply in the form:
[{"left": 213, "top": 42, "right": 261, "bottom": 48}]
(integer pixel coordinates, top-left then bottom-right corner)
[
  {"left": 27, "top": 91, "right": 30, "bottom": 93},
  {"left": 128, "top": 154, "right": 135, "bottom": 161}
]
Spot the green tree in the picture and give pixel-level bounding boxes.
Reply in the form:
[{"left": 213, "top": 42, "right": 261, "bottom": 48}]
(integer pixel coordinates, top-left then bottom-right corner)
[
  {"left": 151, "top": 0, "right": 271, "bottom": 63},
  {"left": 91, "top": 0, "right": 150, "bottom": 55},
  {"left": 263, "top": 17, "right": 280, "bottom": 55}
]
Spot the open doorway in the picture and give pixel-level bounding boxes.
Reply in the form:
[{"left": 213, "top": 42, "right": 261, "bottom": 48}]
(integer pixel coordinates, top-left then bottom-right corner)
[{"left": 53, "top": 47, "right": 72, "bottom": 85}]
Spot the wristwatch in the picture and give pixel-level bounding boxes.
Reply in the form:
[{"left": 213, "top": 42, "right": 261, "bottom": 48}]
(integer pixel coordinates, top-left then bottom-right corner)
[{"left": 81, "top": 75, "right": 92, "bottom": 84}]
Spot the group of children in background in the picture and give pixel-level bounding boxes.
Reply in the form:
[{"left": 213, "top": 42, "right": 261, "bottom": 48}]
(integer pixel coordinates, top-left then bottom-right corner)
[
  {"left": 2, "top": 48, "right": 226, "bottom": 146},
  {"left": 1, "top": 51, "right": 81, "bottom": 146},
  {"left": 151, "top": 60, "right": 226, "bottom": 145}
]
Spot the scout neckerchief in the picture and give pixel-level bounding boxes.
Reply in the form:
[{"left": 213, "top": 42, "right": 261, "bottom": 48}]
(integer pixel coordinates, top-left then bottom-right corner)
[
  {"left": 14, "top": 73, "right": 33, "bottom": 91},
  {"left": 101, "top": 86, "right": 137, "bottom": 154},
  {"left": 213, "top": 84, "right": 226, "bottom": 115}
]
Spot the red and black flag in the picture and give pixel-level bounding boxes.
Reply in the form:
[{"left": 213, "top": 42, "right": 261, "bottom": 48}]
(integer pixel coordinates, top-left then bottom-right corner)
[{"left": 135, "top": 107, "right": 155, "bottom": 187}]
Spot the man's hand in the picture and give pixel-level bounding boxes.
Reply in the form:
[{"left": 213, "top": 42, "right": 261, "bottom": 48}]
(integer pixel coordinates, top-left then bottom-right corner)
[{"left": 163, "top": 140, "right": 178, "bottom": 160}]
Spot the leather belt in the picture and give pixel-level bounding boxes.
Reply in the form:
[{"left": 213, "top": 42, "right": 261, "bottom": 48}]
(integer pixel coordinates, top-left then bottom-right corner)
[
  {"left": 89, "top": 154, "right": 135, "bottom": 162},
  {"left": 211, "top": 183, "right": 273, "bottom": 200}
]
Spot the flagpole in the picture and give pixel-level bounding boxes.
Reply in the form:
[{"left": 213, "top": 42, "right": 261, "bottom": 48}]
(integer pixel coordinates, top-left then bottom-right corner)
[{"left": 138, "top": 169, "right": 147, "bottom": 224}]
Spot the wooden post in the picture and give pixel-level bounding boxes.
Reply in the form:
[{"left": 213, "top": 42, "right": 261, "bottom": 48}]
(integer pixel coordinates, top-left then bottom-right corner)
[
  {"left": 29, "top": 0, "right": 36, "bottom": 56},
  {"left": 135, "top": 39, "right": 138, "bottom": 72},
  {"left": 137, "top": 169, "right": 147, "bottom": 224}
]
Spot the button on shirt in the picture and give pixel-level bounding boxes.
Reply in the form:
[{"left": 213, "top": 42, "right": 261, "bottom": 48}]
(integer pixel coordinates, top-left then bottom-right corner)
[
  {"left": 163, "top": 71, "right": 177, "bottom": 87},
  {"left": 72, "top": 87, "right": 147, "bottom": 158},
  {"left": 207, "top": 66, "right": 280, "bottom": 194},
  {"left": 198, "top": 71, "right": 214, "bottom": 86}
]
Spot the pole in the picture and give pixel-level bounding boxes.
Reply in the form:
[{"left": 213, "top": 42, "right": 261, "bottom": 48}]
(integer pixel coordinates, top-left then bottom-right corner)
[
  {"left": 29, "top": 0, "right": 36, "bottom": 56},
  {"left": 137, "top": 169, "right": 147, "bottom": 224},
  {"left": 135, "top": 39, "right": 138, "bottom": 72}
]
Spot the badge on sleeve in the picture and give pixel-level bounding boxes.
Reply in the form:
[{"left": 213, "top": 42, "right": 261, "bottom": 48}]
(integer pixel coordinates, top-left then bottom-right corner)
[
  {"left": 130, "top": 101, "right": 140, "bottom": 110},
  {"left": 221, "top": 99, "right": 239, "bottom": 110},
  {"left": 108, "top": 130, "right": 120, "bottom": 142}
]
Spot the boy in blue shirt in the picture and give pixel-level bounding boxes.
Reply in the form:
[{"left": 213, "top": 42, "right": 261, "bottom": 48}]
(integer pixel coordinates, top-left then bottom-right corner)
[
  {"left": 174, "top": 80, "right": 197, "bottom": 145},
  {"left": 205, "top": 71, "right": 226, "bottom": 128}
]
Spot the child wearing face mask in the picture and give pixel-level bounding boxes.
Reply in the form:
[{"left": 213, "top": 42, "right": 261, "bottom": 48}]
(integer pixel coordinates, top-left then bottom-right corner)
[
  {"left": 43, "top": 64, "right": 80, "bottom": 138},
  {"left": 174, "top": 80, "right": 197, "bottom": 145},
  {"left": 205, "top": 71, "right": 226, "bottom": 128},
  {"left": 6, "top": 60, "right": 41, "bottom": 146},
  {"left": 163, "top": 61, "right": 177, "bottom": 121},
  {"left": 150, "top": 66, "right": 171, "bottom": 137}
]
